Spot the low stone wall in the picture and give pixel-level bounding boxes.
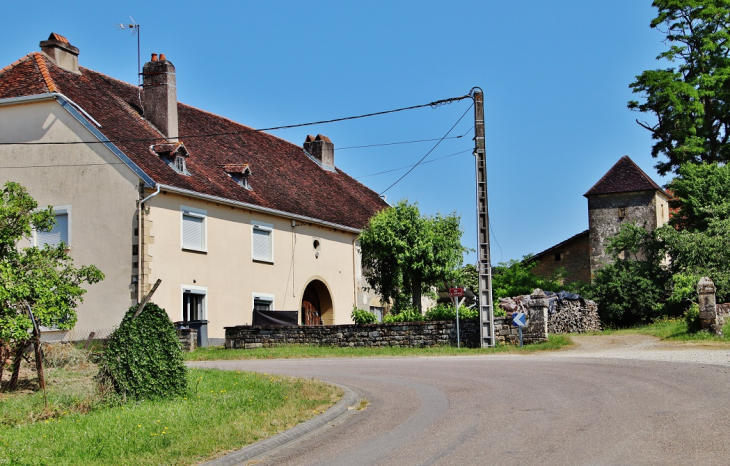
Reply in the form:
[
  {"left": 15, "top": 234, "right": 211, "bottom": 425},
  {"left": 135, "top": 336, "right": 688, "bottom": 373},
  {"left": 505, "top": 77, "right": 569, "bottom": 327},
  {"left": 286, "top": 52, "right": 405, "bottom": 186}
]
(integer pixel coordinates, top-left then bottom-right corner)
[
  {"left": 225, "top": 312, "right": 548, "bottom": 349},
  {"left": 177, "top": 328, "right": 197, "bottom": 352}
]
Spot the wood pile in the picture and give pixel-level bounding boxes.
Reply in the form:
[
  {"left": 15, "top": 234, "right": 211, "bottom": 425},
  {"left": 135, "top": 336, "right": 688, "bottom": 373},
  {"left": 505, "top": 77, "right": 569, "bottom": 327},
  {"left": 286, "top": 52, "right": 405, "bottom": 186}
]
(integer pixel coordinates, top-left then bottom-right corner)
[{"left": 548, "top": 298, "right": 601, "bottom": 334}]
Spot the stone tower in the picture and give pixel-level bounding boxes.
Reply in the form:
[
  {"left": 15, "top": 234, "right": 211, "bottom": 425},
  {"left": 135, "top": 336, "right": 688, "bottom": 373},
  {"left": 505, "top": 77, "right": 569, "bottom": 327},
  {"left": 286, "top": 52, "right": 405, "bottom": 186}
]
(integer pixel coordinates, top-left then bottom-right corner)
[{"left": 584, "top": 156, "right": 670, "bottom": 276}]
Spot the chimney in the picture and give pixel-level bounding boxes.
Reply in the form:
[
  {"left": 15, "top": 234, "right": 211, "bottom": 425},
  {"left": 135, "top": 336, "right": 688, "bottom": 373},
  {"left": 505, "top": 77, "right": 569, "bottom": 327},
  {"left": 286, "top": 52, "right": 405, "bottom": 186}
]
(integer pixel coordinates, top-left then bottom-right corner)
[
  {"left": 143, "top": 53, "right": 178, "bottom": 141},
  {"left": 303, "top": 134, "right": 335, "bottom": 170},
  {"left": 39, "top": 33, "right": 80, "bottom": 74}
]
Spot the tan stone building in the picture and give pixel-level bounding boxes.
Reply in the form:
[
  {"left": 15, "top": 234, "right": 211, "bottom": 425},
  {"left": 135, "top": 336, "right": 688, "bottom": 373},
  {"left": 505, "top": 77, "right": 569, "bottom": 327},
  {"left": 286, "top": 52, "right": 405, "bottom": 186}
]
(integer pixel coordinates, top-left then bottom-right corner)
[
  {"left": 0, "top": 33, "right": 388, "bottom": 343},
  {"left": 531, "top": 156, "right": 670, "bottom": 283}
]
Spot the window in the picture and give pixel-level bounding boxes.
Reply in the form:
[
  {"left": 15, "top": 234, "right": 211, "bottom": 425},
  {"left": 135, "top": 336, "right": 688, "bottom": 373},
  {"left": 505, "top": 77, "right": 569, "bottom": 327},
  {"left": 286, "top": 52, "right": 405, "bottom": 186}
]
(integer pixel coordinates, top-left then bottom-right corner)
[
  {"left": 182, "top": 286, "right": 206, "bottom": 321},
  {"left": 554, "top": 252, "right": 563, "bottom": 262},
  {"left": 35, "top": 205, "right": 71, "bottom": 248},
  {"left": 618, "top": 207, "right": 627, "bottom": 219},
  {"left": 253, "top": 293, "right": 274, "bottom": 311},
  {"left": 370, "top": 306, "right": 384, "bottom": 323},
  {"left": 181, "top": 206, "right": 206, "bottom": 252},
  {"left": 251, "top": 221, "right": 273, "bottom": 262},
  {"left": 174, "top": 156, "right": 187, "bottom": 174}
]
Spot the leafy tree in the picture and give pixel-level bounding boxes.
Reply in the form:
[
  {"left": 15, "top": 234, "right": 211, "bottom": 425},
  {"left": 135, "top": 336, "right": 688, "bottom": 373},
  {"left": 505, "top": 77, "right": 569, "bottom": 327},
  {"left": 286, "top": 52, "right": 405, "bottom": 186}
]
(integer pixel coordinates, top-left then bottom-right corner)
[
  {"left": 666, "top": 162, "right": 730, "bottom": 231},
  {"left": 591, "top": 224, "right": 671, "bottom": 327},
  {"left": 0, "top": 182, "right": 103, "bottom": 390},
  {"left": 491, "top": 257, "right": 565, "bottom": 300},
  {"left": 628, "top": 0, "right": 730, "bottom": 175},
  {"left": 359, "top": 200, "right": 465, "bottom": 312}
]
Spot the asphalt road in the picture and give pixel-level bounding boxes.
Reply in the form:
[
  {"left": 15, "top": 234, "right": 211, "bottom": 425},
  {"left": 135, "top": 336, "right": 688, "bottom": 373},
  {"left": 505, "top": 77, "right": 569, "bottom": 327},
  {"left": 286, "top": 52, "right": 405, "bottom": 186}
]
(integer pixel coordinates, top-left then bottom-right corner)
[{"left": 192, "top": 337, "right": 730, "bottom": 466}]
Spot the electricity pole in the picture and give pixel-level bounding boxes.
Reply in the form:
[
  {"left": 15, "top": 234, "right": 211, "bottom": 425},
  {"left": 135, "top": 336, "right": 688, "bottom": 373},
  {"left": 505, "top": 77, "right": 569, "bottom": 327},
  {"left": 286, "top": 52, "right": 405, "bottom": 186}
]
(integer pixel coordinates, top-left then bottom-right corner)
[{"left": 472, "top": 88, "right": 495, "bottom": 347}]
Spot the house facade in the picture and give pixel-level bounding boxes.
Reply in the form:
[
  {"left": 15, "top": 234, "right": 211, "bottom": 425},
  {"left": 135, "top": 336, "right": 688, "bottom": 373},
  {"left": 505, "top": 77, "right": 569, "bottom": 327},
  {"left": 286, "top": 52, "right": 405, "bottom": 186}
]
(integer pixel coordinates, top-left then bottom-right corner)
[
  {"left": 0, "top": 34, "right": 388, "bottom": 343},
  {"left": 531, "top": 156, "right": 670, "bottom": 283}
]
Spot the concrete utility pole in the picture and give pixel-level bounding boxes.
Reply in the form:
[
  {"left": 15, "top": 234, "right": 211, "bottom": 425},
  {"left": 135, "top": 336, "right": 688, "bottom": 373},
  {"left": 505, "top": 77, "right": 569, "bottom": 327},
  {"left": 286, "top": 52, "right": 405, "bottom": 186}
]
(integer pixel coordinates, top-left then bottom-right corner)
[{"left": 472, "top": 88, "right": 495, "bottom": 347}]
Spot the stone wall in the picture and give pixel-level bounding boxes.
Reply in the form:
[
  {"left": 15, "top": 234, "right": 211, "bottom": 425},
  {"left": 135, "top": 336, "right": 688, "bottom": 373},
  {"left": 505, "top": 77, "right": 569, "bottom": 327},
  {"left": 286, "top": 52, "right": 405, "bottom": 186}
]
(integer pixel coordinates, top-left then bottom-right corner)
[
  {"left": 225, "top": 315, "right": 548, "bottom": 350},
  {"left": 588, "top": 191, "right": 658, "bottom": 275},
  {"left": 531, "top": 231, "right": 591, "bottom": 284}
]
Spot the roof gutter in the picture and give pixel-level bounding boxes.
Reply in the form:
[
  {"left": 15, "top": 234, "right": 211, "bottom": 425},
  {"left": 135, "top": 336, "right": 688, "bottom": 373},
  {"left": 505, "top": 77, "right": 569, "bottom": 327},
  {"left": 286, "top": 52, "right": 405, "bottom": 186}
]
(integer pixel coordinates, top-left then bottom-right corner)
[{"left": 155, "top": 183, "right": 362, "bottom": 234}]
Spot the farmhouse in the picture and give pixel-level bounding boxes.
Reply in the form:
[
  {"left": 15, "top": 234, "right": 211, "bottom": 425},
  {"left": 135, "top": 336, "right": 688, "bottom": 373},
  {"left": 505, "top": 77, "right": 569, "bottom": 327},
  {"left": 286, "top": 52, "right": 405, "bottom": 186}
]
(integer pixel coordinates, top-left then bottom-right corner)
[
  {"left": 0, "top": 33, "right": 388, "bottom": 344},
  {"left": 531, "top": 155, "right": 670, "bottom": 283}
]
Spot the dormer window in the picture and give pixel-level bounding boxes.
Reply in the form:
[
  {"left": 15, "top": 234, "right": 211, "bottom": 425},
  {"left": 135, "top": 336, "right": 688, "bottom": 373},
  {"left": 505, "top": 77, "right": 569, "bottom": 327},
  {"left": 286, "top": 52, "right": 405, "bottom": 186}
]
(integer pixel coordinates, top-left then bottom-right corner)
[
  {"left": 174, "top": 155, "right": 186, "bottom": 174},
  {"left": 150, "top": 142, "right": 190, "bottom": 175},
  {"left": 224, "top": 163, "right": 252, "bottom": 190}
]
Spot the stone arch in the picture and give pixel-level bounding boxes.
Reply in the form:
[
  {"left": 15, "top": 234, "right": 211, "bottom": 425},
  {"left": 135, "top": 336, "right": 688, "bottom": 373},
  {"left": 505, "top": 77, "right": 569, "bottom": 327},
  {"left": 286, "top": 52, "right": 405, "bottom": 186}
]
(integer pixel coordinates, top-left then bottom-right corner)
[{"left": 300, "top": 278, "right": 334, "bottom": 325}]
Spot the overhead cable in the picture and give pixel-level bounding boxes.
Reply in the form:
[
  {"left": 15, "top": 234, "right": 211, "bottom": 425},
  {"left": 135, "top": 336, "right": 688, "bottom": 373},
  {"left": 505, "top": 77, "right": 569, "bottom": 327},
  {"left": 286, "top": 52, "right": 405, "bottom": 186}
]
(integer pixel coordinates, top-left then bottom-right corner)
[{"left": 0, "top": 94, "right": 472, "bottom": 146}]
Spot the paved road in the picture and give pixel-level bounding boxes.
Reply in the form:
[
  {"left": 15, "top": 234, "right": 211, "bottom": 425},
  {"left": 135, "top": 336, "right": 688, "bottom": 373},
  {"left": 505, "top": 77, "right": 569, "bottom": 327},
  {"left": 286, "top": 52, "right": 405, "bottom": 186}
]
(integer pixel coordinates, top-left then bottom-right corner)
[{"left": 192, "top": 336, "right": 730, "bottom": 466}]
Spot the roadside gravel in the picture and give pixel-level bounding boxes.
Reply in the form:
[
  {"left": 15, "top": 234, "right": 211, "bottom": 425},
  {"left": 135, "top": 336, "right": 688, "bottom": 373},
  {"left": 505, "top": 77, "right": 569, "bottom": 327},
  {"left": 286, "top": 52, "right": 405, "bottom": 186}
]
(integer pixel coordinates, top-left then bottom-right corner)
[{"left": 547, "top": 333, "right": 730, "bottom": 367}]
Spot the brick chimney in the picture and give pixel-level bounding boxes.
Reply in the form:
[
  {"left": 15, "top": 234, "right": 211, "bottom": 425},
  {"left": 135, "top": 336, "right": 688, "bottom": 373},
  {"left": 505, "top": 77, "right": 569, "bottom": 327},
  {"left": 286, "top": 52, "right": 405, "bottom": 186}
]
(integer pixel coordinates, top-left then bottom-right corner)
[
  {"left": 40, "top": 33, "right": 80, "bottom": 74},
  {"left": 303, "top": 134, "right": 334, "bottom": 170},
  {"left": 143, "top": 53, "right": 178, "bottom": 141}
]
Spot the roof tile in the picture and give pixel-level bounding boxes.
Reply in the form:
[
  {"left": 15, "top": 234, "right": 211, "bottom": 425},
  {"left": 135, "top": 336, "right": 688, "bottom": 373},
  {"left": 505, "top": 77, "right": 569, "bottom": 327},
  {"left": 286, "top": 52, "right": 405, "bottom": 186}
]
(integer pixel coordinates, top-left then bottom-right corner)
[{"left": 584, "top": 156, "right": 666, "bottom": 197}]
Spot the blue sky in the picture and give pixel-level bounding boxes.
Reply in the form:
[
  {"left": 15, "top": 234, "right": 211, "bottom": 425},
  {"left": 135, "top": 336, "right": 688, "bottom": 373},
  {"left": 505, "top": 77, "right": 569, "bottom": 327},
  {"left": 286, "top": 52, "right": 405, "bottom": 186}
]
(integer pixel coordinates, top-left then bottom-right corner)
[{"left": 1, "top": 1, "right": 669, "bottom": 265}]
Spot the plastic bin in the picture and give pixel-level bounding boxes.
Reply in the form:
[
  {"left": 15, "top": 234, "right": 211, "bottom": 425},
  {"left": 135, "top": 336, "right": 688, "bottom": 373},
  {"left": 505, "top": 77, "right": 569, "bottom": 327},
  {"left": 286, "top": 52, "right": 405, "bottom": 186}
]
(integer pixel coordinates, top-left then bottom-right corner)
[{"left": 187, "top": 320, "right": 209, "bottom": 347}]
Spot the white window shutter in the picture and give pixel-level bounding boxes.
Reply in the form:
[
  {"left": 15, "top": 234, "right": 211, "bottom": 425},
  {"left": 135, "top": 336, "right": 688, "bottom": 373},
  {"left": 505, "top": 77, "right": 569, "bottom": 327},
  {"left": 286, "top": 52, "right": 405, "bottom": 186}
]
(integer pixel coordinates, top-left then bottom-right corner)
[
  {"left": 182, "top": 214, "right": 204, "bottom": 250},
  {"left": 37, "top": 213, "right": 68, "bottom": 247},
  {"left": 253, "top": 228, "right": 271, "bottom": 261}
]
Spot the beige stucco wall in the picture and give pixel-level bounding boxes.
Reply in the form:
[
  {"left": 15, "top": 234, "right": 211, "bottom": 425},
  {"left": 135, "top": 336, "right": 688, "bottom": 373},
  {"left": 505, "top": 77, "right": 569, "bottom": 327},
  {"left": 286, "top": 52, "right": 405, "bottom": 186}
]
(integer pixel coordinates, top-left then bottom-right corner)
[
  {"left": 0, "top": 99, "right": 141, "bottom": 338},
  {"left": 655, "top": 191, "right": 670, "bottom": 228},
  {"left": 143, "top": 191, "right": 360, "bottom": 339}
]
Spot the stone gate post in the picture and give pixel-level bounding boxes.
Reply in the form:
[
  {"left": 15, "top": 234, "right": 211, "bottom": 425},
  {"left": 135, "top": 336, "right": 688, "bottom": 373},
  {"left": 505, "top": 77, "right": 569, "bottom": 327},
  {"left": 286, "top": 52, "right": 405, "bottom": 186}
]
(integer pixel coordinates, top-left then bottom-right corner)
[
  {"left": 697, "top": 277, "right": 722, "bottom": 336},
  {"left": 527, "top": 289, "right": 549, "bottom": 342}
]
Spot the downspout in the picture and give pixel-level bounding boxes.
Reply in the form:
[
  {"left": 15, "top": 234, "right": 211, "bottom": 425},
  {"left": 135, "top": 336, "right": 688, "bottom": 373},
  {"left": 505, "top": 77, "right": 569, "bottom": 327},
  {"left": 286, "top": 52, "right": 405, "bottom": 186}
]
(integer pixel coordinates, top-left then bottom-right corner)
[
  {"left": 352, "top": 236, "right": 359, "bottom": 309},
  {"left": 137, "top": 184, "right": 161, "bottom": 302}
]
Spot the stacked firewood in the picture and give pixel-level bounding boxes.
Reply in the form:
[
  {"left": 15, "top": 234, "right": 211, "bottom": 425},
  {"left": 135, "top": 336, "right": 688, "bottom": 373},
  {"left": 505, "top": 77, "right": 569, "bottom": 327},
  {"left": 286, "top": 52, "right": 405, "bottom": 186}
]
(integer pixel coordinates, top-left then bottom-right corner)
[{"left": 548, "top": 298, "right": 601, "bottom": 334}]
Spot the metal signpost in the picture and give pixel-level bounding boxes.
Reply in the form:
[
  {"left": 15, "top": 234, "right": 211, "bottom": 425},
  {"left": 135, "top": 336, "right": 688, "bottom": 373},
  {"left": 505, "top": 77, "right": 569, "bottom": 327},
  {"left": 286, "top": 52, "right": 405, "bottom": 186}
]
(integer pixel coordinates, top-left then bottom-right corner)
[
  {"left": 512, "top": 312, "right": 526, "bottom": 347},
  {"left": 449, "top": 287, "right": 464, "bottom": 348}
]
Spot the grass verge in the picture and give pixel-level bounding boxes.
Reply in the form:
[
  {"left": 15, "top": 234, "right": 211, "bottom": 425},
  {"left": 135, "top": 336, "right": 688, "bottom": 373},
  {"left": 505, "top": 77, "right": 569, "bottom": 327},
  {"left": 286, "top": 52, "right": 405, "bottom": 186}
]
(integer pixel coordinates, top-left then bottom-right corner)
[
  {"left": 0, "top": 367, "right": 340, "bottom": 465},
  {"left": 184, "top": 335, "right": 572, "bottom": 361},
  {"left": 602, "top": 318, "right": 730, "bottom": 343}
]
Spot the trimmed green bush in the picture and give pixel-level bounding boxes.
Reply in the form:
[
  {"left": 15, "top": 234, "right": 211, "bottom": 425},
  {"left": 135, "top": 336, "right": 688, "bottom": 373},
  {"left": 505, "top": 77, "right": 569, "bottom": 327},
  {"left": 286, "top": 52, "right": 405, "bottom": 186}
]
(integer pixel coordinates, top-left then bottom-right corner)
[
  {"left": 383, "top": 308, "right": 424, "bottom": 323},
  {"left": 99, "top": 302, "right": 187, "bottom": 400},
  {"left": 425, "top": 303, "right": 479, "bottom": 321}
]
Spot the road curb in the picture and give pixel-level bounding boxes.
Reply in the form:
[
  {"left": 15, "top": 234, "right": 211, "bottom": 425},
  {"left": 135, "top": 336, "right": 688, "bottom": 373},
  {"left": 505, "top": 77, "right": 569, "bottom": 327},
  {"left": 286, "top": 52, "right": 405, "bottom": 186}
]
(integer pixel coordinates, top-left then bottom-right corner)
[{"left": 201, "top": 383, "right": 362, "bottom": 466}]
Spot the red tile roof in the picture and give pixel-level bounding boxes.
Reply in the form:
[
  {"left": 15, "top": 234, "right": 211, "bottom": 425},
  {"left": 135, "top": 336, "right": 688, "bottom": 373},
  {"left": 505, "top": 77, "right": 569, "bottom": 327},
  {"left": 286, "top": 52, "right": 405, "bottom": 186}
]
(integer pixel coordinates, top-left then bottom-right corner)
[
  {"left": 584, "top": 155, "right": 667, "bottom": 198},
  {"left": 0, "top": 52, "right": 388, "bottom": 230}
]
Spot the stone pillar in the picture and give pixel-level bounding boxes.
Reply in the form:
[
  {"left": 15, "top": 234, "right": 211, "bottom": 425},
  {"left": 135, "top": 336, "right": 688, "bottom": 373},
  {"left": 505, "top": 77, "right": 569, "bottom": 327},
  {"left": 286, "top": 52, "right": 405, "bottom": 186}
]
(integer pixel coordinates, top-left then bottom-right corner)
[
  {"left": 697, "top": 277, "right": 722, "bottom": 336},
  {"left": 527, "top": 289, "right": 549, "bottom": 342}
]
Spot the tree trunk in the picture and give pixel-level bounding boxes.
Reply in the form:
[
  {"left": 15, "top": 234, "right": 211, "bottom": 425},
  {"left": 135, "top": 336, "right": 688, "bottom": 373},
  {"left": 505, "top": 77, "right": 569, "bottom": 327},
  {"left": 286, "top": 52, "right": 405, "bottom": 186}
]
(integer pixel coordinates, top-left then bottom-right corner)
[
  {"left": 33, "top": 330, "right": 45, "bottom": 390},
  {"left": 412, "top": 277, "right": 422, "bottom": 313},
  {"left": 0, "top": 343, "right": 7, "bottom": 382},
  {"left": 6, "top": 343, "right": 25, "bottom": 391}
]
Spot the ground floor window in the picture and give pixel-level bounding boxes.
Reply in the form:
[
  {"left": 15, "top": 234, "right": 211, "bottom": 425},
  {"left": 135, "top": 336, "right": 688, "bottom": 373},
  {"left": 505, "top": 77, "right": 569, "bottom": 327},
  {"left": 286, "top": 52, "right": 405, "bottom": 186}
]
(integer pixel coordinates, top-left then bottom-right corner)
[
  {"left": 370, "top": 306, "right": 384, "bottom": 323},
  {"left": 182, "top": 287, "right": 206, "bottom": 321},
  {"left": 253, "top": 293, "right": 274, "bottom": 311}
]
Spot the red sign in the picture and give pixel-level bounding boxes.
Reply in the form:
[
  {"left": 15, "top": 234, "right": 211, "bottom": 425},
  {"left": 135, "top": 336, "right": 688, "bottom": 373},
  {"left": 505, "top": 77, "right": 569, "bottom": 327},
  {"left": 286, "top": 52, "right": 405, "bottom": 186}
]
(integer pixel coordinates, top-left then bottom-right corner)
[{"left": 448, "top": 287, "right": 464, "bottom": 298}]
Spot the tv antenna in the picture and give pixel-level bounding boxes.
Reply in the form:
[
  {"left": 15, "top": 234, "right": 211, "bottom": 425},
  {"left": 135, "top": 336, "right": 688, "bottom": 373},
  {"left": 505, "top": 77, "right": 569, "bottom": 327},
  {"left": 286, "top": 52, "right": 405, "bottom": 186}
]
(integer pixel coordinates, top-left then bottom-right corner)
[{"left": 114, "top": 17, "right": 141, "bottom": 87}]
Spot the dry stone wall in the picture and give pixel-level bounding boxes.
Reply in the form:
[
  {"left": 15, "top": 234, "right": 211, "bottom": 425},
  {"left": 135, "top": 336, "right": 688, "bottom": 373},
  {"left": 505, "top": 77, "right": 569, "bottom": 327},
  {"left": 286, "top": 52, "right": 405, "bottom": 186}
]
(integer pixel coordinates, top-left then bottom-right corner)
[{"left": 225, "top": 316, "right": 548, "bottom": 350}]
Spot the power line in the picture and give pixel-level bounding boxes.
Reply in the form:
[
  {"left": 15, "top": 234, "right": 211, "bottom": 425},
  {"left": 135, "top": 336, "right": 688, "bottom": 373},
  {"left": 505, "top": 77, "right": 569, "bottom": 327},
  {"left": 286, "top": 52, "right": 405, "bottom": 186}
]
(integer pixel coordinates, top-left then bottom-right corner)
[
  {"left": 355, "top": 149, "right": 472, "bottom": 179},
  {"left": 339, "top": 127, "right": 473, "bottom": 150},
  {"left": 379, "top": 102, "right": 474, "bottom": 196},
  {"left": 0, "top": 94, "right": 472, "bottom": 146}
]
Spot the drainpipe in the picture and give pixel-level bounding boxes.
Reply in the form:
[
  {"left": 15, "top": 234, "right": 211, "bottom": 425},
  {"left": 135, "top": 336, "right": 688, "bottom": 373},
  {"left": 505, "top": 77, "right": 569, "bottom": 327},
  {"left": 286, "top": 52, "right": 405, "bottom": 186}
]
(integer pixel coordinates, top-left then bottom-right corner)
[
  {"left": 137, "top": 184, "right": 161, "bottom": 302},
  {"left": 352, "top": 236, "right": 359, "bottom": 309}
]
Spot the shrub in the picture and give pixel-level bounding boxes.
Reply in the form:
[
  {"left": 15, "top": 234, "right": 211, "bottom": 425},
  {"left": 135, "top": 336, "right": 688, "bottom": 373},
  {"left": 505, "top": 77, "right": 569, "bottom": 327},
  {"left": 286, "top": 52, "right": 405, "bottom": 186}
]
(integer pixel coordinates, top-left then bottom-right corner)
[
  {"left": 684, "top": 303, "right": 701, "bottom": 333},
  {"left": 99, "top": 302, "right": 187, "bottom": 400},
  {"left": 425, "top": 304, "right": 479, "bottom": 321},
  {"left": 383, "top": 308, "right": 424, "bottom": 323},
  {"left": 351, "top": 308, "right": 377, "bottom": 325}
]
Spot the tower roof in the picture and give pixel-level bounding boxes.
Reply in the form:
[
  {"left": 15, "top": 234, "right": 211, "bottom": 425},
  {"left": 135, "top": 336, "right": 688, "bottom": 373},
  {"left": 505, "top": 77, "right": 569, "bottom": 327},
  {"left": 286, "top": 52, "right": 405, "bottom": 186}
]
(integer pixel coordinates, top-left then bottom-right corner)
[{"left": 584, "top": 156, "right": 667, "bottom": 198}]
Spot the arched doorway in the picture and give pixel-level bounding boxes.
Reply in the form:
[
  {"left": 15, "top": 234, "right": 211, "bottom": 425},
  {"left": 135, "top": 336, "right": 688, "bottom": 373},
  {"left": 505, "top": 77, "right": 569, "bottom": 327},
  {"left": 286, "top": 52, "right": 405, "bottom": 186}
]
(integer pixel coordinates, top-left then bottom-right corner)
[{"left": 301, "top": 279, "right": 334, "bottom": 325}]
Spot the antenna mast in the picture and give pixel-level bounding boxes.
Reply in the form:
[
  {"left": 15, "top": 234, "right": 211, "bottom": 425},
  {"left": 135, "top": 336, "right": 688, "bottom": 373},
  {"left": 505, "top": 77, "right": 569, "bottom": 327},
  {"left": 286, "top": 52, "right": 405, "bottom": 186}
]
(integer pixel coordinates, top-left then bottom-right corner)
[{"left": 114, "top": 17, "right": 141, "bottom": 87}]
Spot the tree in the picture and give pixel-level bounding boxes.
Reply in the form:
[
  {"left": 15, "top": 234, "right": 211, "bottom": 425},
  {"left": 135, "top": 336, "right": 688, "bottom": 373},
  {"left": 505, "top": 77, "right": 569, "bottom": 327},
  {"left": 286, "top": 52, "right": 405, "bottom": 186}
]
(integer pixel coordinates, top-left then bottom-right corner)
[
  {"left": 491, "top": 257, "right": 566, "bottom": 300},
  {"left": 628, "top": 0, "right": 730, "bottom": 175},
  {"left": 0, "top": 182, "right": 103, "bottom": 390},
  {"left": 359, "top": 200, "right": 465, "bottom": 312},
  {"left": 666, "top": 162, "right": 730, "bottom": 231}
]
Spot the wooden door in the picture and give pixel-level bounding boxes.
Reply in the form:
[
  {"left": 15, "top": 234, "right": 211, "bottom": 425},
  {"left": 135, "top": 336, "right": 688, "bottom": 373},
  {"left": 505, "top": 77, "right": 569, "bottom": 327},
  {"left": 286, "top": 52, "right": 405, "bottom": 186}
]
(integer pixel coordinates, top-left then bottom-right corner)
[{"left": 302, "top": 286, "right": 322, "bottom": 326}]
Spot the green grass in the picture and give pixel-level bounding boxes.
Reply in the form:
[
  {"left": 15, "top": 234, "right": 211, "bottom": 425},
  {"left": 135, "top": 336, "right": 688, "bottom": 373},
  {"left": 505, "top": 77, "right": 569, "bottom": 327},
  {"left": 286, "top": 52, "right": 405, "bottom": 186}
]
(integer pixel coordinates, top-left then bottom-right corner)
[
  {"left": 184, "top": 335, "right": 573, "bottom": 361},
  {"left": 600, "top": 318, "right": 730, "bottom": 342},
  {"left": 0, "top": 367, "right": 340, "bottom": 465}
]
